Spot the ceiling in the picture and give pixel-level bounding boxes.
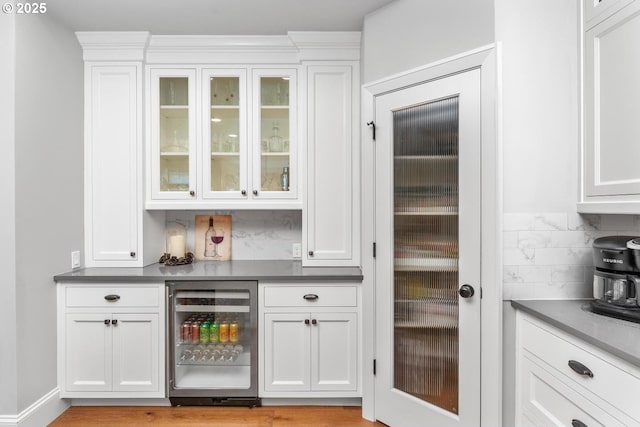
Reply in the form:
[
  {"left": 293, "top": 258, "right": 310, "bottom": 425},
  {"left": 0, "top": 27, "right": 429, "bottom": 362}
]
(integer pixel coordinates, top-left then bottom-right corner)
[{"left": 48, "top": 0, "right": 397, "bottom": 35}]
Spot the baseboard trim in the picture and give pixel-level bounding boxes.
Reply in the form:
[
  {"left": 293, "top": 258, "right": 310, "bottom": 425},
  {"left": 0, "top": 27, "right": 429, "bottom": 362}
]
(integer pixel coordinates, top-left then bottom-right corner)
[
  {"left": 0, "top": 388, "right": 69, "bottom": 427},
  {"left": 261, "top": 397, "right": 362, "bottom": 406}
]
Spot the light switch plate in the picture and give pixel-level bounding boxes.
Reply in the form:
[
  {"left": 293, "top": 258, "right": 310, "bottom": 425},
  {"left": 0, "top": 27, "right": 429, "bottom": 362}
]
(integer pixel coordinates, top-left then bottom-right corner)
[
  {"left": 292, "top": 243, "right": 302, "bottom": 258},
  {"left": 71, "top": 251, "right": 81, "bottom": 269}
]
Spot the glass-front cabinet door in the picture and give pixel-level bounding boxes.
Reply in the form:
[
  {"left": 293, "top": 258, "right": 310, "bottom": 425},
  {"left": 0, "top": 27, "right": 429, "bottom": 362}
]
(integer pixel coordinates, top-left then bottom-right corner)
[
  {"left": 202, "top": 69, "right": 248, "bottom": 200},
  {"left": 149, "top": 69, "right": 197, "bottom": 200},
  {"left": 252, "top": 69, "right": 297, "bottom": 199}
]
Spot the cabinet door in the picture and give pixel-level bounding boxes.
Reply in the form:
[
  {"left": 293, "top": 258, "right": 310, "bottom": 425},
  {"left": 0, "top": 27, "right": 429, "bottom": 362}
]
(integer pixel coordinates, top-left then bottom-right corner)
[
  {"left": 252, "top": 69, "right": 298, "bottom": 200},
  {"left": 584, "top": 1, "right": 640, "bottom": 198},
  {"left": 149, "top": 68, "right": 198, "bottom": 200},
  {"left": 202, "top": 69, "right": 249, "bottom": 200},
  {"left": 304, "top": 65, "right": 358, "bottom": 265},
  {"left": 310, "top": 312, "right": 357, "bottom": 391},
  {"left": 85, "top": 65, "right": 139, "bottom": 265},
  {"left": 263, "top": 313, "right": 310, "bottom": 391},
  {"left": 65, "top": 313, "right": 112, "bottom": 392},
  {"left": 112, "top": 313, "right": 160, "bottom": 392}
]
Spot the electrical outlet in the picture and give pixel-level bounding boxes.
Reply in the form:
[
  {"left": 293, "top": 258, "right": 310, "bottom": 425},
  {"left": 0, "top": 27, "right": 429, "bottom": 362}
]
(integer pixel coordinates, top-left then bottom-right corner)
[
  {"left": 71, "top": 251, "right": 81, "bottom": 269},
  {"left": 292, "top": 243, "right": 302, "bottom": 258}
]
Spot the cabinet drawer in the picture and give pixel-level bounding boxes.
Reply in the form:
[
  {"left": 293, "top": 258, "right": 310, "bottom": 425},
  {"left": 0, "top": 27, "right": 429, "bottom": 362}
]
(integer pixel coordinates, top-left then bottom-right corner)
[
  {"left": 520, "top": 315, "right": 640, "bottom": 421},
  {"left": 263, "top": 286, "right": 357, "bottom": 307},
  {"left": 519, "top": 355, "right": 624, "bottom": 427},
  {"left": 65, "top": 286, "right": 161, "bottom": 308}
]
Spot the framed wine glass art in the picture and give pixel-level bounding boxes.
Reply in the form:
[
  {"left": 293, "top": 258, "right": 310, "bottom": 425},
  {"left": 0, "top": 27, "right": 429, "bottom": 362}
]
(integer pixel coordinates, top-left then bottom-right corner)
[{"left": 194, "top": 214, "right": 232, "bottom": 261}]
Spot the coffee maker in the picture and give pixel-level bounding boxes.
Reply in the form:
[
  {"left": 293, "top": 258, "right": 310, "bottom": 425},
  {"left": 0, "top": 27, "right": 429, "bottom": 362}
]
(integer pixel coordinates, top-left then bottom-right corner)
[{"left": 591, "top": 235, "right": 640, "bottom": 322}]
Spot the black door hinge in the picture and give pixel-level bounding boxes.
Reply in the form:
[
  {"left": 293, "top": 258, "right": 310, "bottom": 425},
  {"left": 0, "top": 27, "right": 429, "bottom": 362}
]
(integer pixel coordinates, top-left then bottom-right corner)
[
  {"left": 367, "top": 121, "right": 376, "bottom": 141},
  {"left": 373, "top": 359, "right": 377, "bottom": 375},
  {"left": 373, "top": 242, "right": 376, "bottom": 258}
]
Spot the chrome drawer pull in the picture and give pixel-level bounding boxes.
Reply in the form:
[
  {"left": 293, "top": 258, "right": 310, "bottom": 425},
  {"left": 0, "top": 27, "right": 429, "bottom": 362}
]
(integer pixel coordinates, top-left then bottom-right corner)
[
  {"left": 104, "top": 294, "right": 121, "bottom": 302},
  {"left": 303, "top": 294, "right": 319, "bottom": 301},
  {"left": 568, "top": 360, "right": 594, "bottom": 378},
  {"left": 572, "top": 419, "right": 588, "bottom": 427}
]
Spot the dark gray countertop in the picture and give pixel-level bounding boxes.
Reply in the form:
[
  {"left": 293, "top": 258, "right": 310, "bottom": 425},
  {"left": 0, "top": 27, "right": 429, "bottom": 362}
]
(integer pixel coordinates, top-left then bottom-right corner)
[
  {"left": 54, "top": 260, "right": 363, "bottom": 283},
  {"left": 512, "top": 299, "right": 640, "bottom": 368}
]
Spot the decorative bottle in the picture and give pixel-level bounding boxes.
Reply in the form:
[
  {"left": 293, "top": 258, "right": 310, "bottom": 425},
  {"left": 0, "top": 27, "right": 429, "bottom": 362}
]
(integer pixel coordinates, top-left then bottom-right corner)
[
  {"left": 204, "top": 216, "right": 215, "bottom": 257},
  {"left": 281, "top": 167, "right": 289, "bottom": 191}
]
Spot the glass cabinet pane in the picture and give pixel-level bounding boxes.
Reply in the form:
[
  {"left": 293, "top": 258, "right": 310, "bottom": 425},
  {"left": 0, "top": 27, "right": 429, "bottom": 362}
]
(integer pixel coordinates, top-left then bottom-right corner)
[
  {"left": 210, "top": 76, "right": 241, "bottom": 192},
  {"left": 393, "top": 96, "right": 460, "bottom": 415},
  {"left": 159, "top": 77, "right": 190, "bottom": 192},
  {"left": 259, "top": 77, "right": 291, "bottom": 193}
]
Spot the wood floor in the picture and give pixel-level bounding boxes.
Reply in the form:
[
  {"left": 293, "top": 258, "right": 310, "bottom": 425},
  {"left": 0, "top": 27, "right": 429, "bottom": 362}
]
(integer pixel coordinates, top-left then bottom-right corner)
[{"left": 49, "top": 406, "right": 387, "bottom": 427}]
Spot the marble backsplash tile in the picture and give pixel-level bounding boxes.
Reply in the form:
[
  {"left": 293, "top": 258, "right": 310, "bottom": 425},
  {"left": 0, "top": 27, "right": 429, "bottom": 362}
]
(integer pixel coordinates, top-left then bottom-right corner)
[
  {"left": 503, "top": 213, "right": 640, "bottom": 300},
  {"left": 165, "top": 210, "right": 302, "bottom": 260}
]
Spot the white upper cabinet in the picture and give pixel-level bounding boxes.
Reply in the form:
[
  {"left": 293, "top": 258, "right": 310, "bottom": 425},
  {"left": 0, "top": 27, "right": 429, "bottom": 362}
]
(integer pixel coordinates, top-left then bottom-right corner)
[
  {"left": 78, "top": 32, "right": 165, "bottom": 268},
  {"left": 146, "top": 65, "right": 300, "bottom": 210},
  {"left": 303, "top": 64, "right": 360, "bottom": 266},
  {"left": 580, "top": 0, "right": 640, "bottom": 213},
  {"left": 202, "top": 68, "right": 248, "bottom": 200},
  {"left": 148, "top": 68, "right": 198, "bottom": 201},
  {"left": 252, "top": 68, "right": 299, "bottom": 201}
]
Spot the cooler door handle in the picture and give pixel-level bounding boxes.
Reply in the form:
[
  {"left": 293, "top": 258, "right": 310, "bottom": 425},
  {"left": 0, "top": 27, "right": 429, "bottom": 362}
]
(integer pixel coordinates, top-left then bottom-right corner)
[{"left": 568, "top": 360, "right": 594, "bottom": 378}]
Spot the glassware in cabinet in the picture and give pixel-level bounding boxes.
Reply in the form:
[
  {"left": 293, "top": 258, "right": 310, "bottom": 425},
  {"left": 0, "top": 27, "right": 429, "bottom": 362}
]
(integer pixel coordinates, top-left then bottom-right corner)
[
  {"left": 203, "top": 70, "right": 248, "bottom": 199},
  {"left": 150, "top": 69, "right": 197, "bottom": 199},
  {"left": 254, "top": 70, "right": 297, "bottom": 197}
]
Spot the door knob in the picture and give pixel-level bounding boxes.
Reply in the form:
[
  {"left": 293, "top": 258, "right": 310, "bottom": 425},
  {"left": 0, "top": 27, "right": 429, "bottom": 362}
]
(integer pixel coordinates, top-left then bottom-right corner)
[{"left": 458, "top": 284, "right": 475, "bottom": 298}]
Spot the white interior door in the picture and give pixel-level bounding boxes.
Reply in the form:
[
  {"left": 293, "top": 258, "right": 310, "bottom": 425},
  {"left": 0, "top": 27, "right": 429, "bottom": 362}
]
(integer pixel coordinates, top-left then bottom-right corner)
[{"left": 375, "top": 69, "right": 481, "bottom": 427}]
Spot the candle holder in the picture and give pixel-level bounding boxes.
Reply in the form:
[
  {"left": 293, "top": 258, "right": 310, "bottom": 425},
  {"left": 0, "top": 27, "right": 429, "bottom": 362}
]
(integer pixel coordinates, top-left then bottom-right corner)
[{"left": 166, "top": 221, "right": 187, "bottom": 259}]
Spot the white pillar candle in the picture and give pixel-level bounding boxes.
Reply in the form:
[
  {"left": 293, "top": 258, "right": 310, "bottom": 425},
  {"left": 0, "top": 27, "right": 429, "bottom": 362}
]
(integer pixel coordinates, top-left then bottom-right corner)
[{"left": 169, "top": 235, "right": 186, "bottom": 258}]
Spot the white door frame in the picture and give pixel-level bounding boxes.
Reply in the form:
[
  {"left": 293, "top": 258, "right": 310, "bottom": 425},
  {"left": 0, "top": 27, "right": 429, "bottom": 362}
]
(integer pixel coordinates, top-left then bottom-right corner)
[{"left": 360, "top": 44, "right": 503, "bottom": 425}]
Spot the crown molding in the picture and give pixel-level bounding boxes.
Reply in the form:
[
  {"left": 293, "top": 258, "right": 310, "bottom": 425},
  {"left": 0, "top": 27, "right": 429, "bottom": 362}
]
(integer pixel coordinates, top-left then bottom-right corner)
[
  {"left": 74, "top": 31, "right": 360, "bottom": 64},
  {"left": 76, "top": 31, "right": 150, "bottom": 61}
]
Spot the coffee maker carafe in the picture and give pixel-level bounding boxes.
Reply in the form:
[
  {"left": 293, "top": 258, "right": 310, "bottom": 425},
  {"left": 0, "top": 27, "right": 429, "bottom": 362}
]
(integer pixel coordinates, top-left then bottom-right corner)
[{"left": 591, "top": 236, "right": 640, "bottom": 322}]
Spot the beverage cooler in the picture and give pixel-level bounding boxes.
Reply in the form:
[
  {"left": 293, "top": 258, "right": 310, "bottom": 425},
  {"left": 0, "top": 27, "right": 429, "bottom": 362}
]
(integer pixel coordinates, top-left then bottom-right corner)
[{"left": 167, "top": 281, "right": 259, "bottom": 406}]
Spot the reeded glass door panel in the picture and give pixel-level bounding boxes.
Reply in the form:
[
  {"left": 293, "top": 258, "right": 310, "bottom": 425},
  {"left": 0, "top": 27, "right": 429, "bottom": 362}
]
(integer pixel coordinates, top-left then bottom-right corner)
[
  {"left": 159, "top": 77, "right": 190, "bottom": 192},
  {"left": 210, "top": 76, "right": 241, "bottom": 192},
  {"left": 393, "top": 96, "right": 460, "bottom": 414},
  {"left": 259, "top": 76, "right": 291, "bottom": 193}
]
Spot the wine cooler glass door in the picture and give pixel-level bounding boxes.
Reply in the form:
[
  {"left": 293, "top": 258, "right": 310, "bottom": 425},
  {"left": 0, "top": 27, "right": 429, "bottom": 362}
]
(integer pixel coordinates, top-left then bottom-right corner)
[
  {"left": 374, "top": 69, "right": 481, "bottom": 427},
  {"left": 168, "top": 282, "right": 258, "bottom": 399}
]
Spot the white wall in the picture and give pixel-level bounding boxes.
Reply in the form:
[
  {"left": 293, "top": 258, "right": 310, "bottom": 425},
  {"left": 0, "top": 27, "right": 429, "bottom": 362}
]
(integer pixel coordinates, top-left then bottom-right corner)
[
  {"left": 496, "top": 0, "right": 640, "bottom": 299},
  {"left": 497, "top": 0, "right": 580, "bottom": 214},
  {"left": 0, "top": 10, "right": 18, "bottom": 416},
  {"left": 13, "top": 12, "right": 83, "bottom": 413},
  {"left": 362, "top": 0, "right": 495, "bottom": 84}
]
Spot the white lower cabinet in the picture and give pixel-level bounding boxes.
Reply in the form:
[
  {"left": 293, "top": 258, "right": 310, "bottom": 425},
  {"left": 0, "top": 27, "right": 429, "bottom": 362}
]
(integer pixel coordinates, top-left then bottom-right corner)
[
  {"left": 516, "top": 311, "right": 640, "bottom": 427},
  {"left": 58, "top": 283, "right": 165, "bottom": 398},
  {"left": 259, "top": 284, "right": 360, "bottom": 398}
]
